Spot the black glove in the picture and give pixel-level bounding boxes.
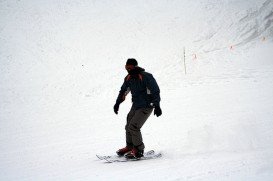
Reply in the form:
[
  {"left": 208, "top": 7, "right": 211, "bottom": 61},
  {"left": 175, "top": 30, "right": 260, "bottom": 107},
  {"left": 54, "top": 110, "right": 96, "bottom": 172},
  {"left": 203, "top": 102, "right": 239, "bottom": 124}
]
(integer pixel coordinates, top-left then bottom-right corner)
[
  {"left": 154, "top": 106, "right": 162, "bottom": 117},
  {"left": 113, "top": 103, "right": 120, "bottom": 114}
]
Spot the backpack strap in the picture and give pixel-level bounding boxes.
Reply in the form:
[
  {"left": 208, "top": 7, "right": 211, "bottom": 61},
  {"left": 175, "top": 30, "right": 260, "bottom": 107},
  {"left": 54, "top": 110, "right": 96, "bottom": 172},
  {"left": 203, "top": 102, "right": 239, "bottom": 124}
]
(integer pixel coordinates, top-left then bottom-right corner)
[
  {"left": 126, "top": 75, "right": 131, "bottom": 81},
  {"left": 138, "top": 74, "right": 143, "bottom": 81}
]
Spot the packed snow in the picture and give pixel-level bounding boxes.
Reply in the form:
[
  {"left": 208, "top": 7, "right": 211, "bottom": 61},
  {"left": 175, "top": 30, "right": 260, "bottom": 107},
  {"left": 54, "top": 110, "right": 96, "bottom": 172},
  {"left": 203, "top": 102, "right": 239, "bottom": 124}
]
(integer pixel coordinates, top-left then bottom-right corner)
[{"left": 0, "top": 0, "right": 273, "bottom": 180}]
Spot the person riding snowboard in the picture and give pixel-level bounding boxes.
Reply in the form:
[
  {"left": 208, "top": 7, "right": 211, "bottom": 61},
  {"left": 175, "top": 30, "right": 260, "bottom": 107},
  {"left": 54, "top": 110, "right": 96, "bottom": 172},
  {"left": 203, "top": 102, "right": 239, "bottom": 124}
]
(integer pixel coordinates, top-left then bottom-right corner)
[{"left": 114, "top": 58, "right": 162, "bottom": 159}]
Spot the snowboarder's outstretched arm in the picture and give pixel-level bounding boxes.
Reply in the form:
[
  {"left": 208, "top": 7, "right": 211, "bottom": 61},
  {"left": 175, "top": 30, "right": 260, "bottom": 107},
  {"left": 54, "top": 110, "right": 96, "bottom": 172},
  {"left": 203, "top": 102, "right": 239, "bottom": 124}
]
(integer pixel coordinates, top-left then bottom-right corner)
[
  {"left": 114, "top": 78, "right": 130, "bottom": 114},
  {"left": 146, "top": 74, "right": 161, "bottom": 106},
  {"left": 146, "top": 74, "right": 162, "bottom": 117}
]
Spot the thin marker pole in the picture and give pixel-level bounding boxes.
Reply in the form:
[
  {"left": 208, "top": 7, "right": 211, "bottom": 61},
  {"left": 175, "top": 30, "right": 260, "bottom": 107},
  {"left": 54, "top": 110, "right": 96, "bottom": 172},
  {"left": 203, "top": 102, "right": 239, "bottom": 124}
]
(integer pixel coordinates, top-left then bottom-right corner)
[{"left": 183, "top": 47, "right": 187, "bottom": 75}]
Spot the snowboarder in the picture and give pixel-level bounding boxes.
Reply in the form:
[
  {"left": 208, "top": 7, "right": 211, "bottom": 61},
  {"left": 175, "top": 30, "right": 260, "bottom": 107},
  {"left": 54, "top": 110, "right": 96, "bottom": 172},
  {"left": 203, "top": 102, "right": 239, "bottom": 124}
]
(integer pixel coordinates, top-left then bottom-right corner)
[{"left": 114, "top": 58, "right": 162, "bottom": 159}]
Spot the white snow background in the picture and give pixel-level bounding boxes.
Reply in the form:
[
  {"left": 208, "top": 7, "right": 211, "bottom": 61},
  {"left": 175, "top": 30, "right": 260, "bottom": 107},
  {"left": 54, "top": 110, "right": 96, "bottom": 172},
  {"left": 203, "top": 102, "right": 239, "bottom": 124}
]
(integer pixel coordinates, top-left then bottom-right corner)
[{"left": 1, "top": 0, "right": 273, "bottom": 180}]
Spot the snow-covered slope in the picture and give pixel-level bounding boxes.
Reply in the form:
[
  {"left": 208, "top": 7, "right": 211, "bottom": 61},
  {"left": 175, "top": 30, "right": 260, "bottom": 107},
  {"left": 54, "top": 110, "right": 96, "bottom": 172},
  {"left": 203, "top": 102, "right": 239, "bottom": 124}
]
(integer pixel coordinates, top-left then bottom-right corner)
[
  {"left": 189, "top": 0, "right": 273, "bottom": 51},
  {"left": 0, "top": 0, "right": 273, "bottom": 180}
]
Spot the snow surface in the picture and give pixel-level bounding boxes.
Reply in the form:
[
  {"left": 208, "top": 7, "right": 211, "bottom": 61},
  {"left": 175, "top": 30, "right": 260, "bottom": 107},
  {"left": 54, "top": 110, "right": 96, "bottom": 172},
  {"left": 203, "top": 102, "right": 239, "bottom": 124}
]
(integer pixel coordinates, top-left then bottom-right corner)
[{"left": 1, "top": 0, "right": 273, "bottom": 180}]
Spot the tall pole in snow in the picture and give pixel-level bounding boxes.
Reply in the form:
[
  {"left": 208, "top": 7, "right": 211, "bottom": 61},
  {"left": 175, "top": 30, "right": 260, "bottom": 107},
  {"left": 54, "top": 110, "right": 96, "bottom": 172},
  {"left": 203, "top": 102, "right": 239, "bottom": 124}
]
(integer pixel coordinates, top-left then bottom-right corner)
[{"left": 183, "top": 47, "right": 187, "bottom": 75}]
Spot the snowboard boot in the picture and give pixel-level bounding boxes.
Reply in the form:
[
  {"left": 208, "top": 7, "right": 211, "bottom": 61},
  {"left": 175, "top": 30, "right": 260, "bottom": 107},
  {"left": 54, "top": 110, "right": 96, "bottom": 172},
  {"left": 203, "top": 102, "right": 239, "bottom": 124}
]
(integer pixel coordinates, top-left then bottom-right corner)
[
  {"left": 125, "top": 148, "right": 144, "bottom": 159},
  {"left": 116, "top": 146, "right": 132, "bottom": 156}
]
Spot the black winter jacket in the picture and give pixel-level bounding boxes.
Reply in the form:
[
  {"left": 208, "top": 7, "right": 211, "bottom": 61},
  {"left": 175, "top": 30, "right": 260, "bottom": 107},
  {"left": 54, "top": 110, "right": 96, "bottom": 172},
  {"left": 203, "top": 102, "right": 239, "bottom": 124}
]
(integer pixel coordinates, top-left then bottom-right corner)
[{"left": 115, "top": 67, "right": 161, "bottom": 109}]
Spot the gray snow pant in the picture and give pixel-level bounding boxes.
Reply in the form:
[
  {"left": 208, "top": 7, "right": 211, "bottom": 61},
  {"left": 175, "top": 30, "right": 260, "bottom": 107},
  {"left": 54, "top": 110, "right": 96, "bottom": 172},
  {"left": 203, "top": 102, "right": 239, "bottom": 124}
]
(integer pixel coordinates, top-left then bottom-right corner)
[{"left": 125, "top": 106, "right": 153, "bottom": 151}]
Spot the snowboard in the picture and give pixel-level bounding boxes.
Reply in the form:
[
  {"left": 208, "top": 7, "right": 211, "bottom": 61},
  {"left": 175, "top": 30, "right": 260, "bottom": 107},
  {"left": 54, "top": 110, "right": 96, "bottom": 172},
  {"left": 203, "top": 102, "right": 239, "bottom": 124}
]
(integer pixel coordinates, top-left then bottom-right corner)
[{"left": 96, "top": 150, "right": 162, "bottom": 163}]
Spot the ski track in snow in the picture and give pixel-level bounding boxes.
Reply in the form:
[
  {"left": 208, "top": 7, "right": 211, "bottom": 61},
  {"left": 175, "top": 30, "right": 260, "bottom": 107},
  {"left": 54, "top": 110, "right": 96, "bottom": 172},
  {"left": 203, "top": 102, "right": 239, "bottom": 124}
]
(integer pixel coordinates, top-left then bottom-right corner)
[{"left": 0, "top": 0, "right": 273, "bottom": 180}]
